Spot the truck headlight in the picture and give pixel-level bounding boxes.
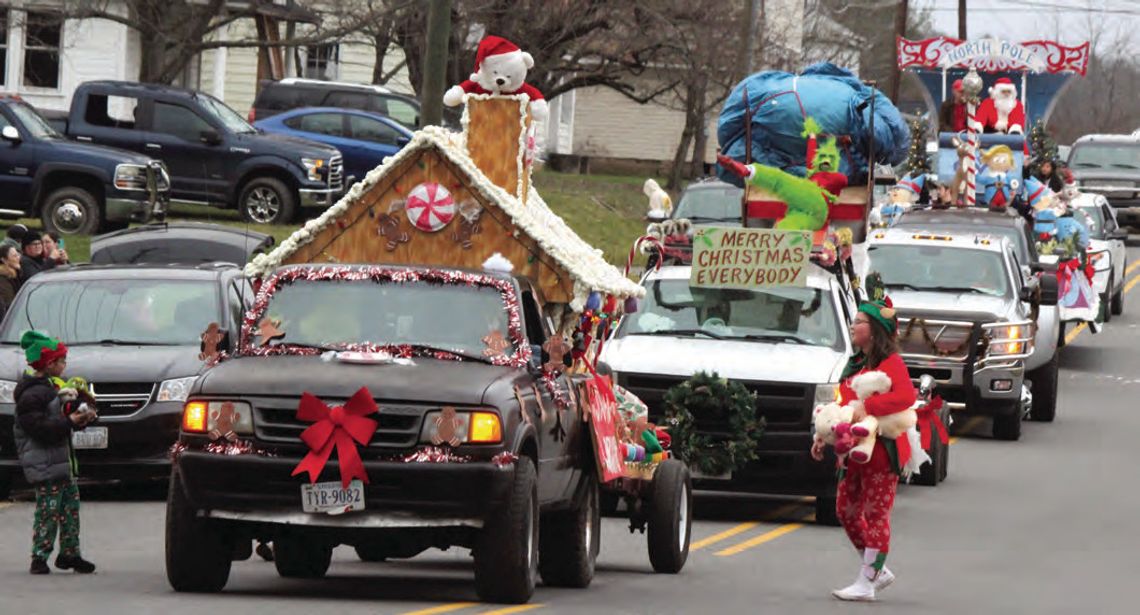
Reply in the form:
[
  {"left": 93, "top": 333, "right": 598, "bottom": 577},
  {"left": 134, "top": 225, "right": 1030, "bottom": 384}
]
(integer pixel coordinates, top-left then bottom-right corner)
[
  {"left": 181, "top": 400, "right": 253, "bottom": 435},
  {"left": 814, "top": 383, "right": 839, "bottom": 404},
  {"left": 157, "top": 377, "right": 199, "bottom": 403},
  {"left": 114, "top": 163, "right": 149, "bottom": 190},
  {"left": 990, "top": 325, "right": 1026, "bottom": 355},
  {"left": 420, "top": 409, "right": 502, "bottom": 445},
  {"left": 301, "top": 158, "right": 325, "bottom": 181},
  {"left": 0, "top": 379, "right": 17, "bottom": 403}
]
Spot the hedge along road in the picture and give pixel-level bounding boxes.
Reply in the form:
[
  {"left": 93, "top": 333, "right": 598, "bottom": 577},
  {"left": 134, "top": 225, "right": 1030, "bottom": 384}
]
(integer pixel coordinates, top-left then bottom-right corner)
[{"left": 0, "top": 246, "right": 1137, "bottom": 614}]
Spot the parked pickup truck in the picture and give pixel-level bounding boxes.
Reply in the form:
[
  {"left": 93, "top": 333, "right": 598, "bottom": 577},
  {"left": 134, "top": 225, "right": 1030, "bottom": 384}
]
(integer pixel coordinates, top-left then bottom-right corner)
[
  {"left": 43, "top": 81, "right": 345, "bottom": 225},
  {"left": 1067, "top": 133, "right": 1140, "bottom": 228},
  {"left": 167, "top": 264, "right": 597, "bottom": 604},
  {"left": 1, "top": 94, "right": 168, "bottom": 235},
  {"left": 867, "top": 229, "right": 1058, "bottom": 441},
  {"left": 600, "top": 263, "right": 863, "bottom": 524}
]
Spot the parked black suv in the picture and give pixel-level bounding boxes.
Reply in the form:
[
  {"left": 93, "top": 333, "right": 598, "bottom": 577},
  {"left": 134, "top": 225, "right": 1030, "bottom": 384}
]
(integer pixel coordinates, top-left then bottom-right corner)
[
  {"left": 0, "top": 95, "right": 168, "bottom": 235},
  {"left": 52, "top": 81, "right": 344, "bottom": 225},
  {"left": 0, "top": 263, "right": 251, "bottom": 498},
  {"left": 250, "top": 78, "right": 461, "bottom": 129}
]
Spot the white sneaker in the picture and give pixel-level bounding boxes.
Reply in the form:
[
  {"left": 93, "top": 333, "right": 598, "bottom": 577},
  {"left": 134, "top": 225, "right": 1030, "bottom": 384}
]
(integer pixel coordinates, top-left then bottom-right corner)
[
  {"left": 833, "top": 573, "right": 876, "bottom": 601},
  {"left": 873, "top": 567, "right": 895, "bottom": 592}
]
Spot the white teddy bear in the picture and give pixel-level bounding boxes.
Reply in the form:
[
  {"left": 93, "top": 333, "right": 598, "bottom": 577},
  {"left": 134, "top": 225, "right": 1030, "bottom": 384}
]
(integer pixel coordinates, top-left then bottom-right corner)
[
  {"left": 813, "top": 371, "right": 918, "bottom": 464},
  {"left": 643, "top": 178, "right": 673, "bottom": 221},
  {"left": 443, "top": 35, "right": 548, "bottom": 121}
]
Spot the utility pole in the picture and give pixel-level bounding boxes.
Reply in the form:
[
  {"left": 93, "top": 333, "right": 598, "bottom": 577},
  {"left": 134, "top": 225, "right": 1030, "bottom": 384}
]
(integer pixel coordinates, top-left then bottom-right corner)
[
  {"left": 740, "top": 0, "right": 761, "bottom": 77},
  {"left": 420, "top": 0, "right": 451, "bottom": 128},
  {"left": 887, "top": 0, "right": 909, "bottom": 103},
  {"left": 958, "top": 0, "right": 967, "bottom": 39}
]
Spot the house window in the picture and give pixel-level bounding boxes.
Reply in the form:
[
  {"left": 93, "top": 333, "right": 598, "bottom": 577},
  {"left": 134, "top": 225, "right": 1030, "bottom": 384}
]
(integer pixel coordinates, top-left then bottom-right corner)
[
  {"left": 23, "top": 11, "right": 61, "bottom": 89},
  {"left": 0, "top": 11, "right": 8, "bottom": 87},
  {"left": 304, "top": 44, "right": 339, "bottom": 80}
]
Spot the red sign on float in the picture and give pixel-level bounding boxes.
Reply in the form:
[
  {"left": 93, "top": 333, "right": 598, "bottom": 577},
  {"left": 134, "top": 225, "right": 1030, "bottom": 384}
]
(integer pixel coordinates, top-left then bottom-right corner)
[{"left": 584, "top": 376, "right": 625, "bottom": 483}]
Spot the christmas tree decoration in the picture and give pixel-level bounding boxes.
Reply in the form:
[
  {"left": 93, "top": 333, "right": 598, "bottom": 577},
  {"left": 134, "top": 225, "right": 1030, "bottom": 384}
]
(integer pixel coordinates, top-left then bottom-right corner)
[
  {"left": 663, "top": 371, "right": 765, "bottom": 476},
  {"left": 902, "top": 116, "right": 933, "bottom": 178},
  {"left": 1026, "top": 119, "right": 1062, "bottom": 175}
]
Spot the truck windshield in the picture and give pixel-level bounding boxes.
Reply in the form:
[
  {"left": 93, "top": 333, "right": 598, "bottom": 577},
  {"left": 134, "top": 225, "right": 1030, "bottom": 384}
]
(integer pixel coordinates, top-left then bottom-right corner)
[
  {"left": 869, "top": 245, "right": 1010, "bottom": 298},
  {"left": 198, "top": 94, "right": 256, "bottom": 134},
  {"left": 674, "top": 185, "right": 744, "bottom": 222},
  {"left": 257, "top": 280, "right": 514, "bottom": 355},
  {"left": 1069, "top": 143, "right": 1140, "bottom": 169},
  {"left": 616, "top": 279, "right": 843, "bottom": 350},
  {"left": 0, "top": 279, "right": 219, "bottom": 345},
  {"left": 9, "top": 102, "right": 60, "bottom": 139}
]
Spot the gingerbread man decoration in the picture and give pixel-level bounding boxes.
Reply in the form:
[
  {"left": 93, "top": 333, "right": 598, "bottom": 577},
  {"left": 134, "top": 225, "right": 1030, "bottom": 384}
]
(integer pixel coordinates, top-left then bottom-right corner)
[
  {"left": 482, "top": 329, "right": 510, "bottom": 358},
  {"left": 542, "top": 336, "right": 571, "bottom": 373},
  {"left": 198, "top": 322, "right": 225, "bottom": 362},
  {"left": 256, "top": 317, "right": 285, "bottom": 346},
  {"left": 208, "top": 402, "right": 240, "bottom": 442},
  {"left": 378, "top": 200, "right": 411, "bottom": 251},
  {"left": 432, "top": 406, "right": 464, "bottom": 447}
]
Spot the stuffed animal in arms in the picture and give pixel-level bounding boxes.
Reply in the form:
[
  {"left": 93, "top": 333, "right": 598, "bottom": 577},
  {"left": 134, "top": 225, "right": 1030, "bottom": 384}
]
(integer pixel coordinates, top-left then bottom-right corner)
[{"left": 443, "top": 35, "right": 548, "bottom": 120}]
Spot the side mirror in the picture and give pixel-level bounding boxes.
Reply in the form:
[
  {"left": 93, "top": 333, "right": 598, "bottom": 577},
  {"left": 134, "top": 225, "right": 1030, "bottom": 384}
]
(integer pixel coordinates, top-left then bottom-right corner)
[
  {"left": 200, "top": 129, "right": 222, "bottom": 146},
  {"left": 1108, "top": 229, "right": 1128, "bottom": 241},
  {"left": 395, "top": 136, "right": 410, "bottom": 147},
  {"left": 1, "top": 125, "right": 20, "bottom": 142}
]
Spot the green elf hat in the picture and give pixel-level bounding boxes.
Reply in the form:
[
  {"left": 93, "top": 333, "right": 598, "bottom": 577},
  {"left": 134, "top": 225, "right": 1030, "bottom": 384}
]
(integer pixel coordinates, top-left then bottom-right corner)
[
  {"left": 858, "top": 298, "right": 898, "bottom": 335},
  {"left": 21, "top": 330, "right": 67, "bottom": 370}
]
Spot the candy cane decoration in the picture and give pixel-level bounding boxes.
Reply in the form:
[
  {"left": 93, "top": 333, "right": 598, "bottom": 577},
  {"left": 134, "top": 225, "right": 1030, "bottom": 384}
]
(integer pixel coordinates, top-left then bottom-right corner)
[
  {"left": 964, "top": 101, "right": 980, "bottom": 208},
  {"left": 625, "top": 235, "right": 664, "bottom": 277}
]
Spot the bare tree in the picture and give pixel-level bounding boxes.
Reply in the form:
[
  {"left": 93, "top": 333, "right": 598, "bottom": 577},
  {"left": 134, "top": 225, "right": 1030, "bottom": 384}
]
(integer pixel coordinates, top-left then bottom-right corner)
[{"left": 54, "top": 0, "right": 408, "bottom": 84}]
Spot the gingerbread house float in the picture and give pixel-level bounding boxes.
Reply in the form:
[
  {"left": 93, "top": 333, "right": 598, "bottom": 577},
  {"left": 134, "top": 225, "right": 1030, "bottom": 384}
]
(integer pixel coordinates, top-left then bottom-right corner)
[{"left": 246, "top": 95, "right": 643, "bottom": 331}]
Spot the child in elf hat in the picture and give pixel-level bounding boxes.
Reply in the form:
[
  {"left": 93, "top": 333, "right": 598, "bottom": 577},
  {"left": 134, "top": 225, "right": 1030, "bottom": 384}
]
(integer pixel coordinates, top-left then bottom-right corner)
[
  {"left": 810, "top": 284, "right": 916, "bottom": 602},
  {"left": 13, "top": 330, "right": 97, "bottom": 575}
]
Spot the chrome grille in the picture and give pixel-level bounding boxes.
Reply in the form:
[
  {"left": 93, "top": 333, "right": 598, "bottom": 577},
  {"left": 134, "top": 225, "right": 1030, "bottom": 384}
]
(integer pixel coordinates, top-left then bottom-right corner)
[
  {"left": 252, "top": 396, "right": 425, "bottom": 449},
  {"left": 327, "top": 154, "right": 344, "bottom": 190},
  {"left": 90, "top": 382, "right": 154, "bottom": 418},
  {"left": 897, "top": 317, "right": 977, "bottom": 362}
]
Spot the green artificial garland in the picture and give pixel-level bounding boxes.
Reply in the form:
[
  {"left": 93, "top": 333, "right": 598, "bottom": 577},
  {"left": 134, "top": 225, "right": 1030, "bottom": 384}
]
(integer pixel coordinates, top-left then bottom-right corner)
[{"left": 663, "top": 371, "right": 765, "bottom": 476}]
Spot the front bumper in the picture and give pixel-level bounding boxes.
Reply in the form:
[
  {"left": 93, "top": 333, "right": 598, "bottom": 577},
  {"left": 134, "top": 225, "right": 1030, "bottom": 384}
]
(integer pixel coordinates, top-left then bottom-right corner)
[
  {"left": 173, "top": 449, "right": 515, "bottom": 526},
  {"left": 904, "top": 360, "right": 1024, "bottom": 415}
]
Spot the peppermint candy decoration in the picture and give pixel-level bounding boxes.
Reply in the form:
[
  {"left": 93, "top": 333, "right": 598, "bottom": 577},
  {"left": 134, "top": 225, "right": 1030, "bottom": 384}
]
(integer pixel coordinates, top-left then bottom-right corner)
[{"left": 405, "top": 182, "right": 455, "bottom": 232}]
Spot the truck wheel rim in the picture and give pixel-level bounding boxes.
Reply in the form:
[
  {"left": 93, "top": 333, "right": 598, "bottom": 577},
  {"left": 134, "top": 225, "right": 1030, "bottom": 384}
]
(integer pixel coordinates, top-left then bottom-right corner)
[
  {"left": 526, "top": 499, "right": 536, "bottom": 572},
  {"left": 678, "top": 483, "right": 690, "bottom": 550},
  {"left": 247, "top": 187, "right": 280, "bottom": 224},
  {"left": 52, "top": 200, "right": 86, "bottom": 234},
  {"left": 584, "top": 487, "right": 595, "bottom": 556}
]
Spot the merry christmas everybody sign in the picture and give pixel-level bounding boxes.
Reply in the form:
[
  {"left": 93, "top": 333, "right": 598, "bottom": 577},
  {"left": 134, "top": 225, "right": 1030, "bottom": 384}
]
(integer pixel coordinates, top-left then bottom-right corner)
[{"left": 690, "top": 227, "right": 810, "bottom": 289}]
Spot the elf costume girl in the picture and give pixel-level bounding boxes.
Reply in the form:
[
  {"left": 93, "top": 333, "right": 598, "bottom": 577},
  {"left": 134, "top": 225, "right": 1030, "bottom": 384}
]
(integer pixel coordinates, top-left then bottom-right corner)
[{"left": 812, "top": 297, "right": 916, "bottom": 602}]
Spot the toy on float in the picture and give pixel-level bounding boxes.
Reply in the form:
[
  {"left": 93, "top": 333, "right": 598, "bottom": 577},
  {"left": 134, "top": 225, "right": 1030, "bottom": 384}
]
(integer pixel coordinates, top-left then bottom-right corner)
[
  {"left": 870, "top": 174, "right": 923, "bottom": 228},
  {"left": 1027, "top": 178, "right": 1100, "bottom": 327}
]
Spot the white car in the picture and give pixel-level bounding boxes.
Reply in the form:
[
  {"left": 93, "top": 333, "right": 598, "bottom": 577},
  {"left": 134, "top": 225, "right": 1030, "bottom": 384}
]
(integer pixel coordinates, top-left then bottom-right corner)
[{"left": 1070, "top": 192, "right": 1128, "bottom": 319}]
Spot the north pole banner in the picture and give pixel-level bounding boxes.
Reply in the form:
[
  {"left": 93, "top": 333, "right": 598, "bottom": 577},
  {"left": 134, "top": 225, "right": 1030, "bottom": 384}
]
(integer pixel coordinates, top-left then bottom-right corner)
[
  {"left": 690, "top": 227, "right": 811, "bottom": 289},
  {"left": 405, "top": 182, "right": 456, "bottom": 232},
  {"left": 584, "top": 376, "right": 625, "bottom": 484}
]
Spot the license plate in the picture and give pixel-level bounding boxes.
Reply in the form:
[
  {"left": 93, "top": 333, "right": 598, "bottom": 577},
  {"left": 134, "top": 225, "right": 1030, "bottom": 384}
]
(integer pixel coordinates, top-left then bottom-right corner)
[
  {"left": 72, "top": 427, "right": 108, "bottom": 450},
  {"left": 301, "top": 479, "right": 365, "bottom": 515},
  {"left": 690, "top": 466, "right": 731, "bottom": 481}
]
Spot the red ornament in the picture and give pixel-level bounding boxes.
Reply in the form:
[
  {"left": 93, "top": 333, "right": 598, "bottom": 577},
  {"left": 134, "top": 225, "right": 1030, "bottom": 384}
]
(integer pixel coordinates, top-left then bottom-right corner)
[
  {"left": 291, "top": 388, "right": 379, "bottom": 488},
  {"left": 406, "top": 182, "right": 456, "bottom": 232}
]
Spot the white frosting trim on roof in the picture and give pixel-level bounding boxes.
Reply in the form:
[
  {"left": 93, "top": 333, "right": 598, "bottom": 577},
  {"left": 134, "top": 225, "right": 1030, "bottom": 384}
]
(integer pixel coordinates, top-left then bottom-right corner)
[{"left": 245, "top": 117, "right": 644, "bottom": 309}]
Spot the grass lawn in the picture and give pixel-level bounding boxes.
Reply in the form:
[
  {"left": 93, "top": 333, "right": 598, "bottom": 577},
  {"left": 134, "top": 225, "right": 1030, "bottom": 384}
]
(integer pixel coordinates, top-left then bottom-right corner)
[{"left": 4, "top": 170, "right": 671, "bottom": 266}]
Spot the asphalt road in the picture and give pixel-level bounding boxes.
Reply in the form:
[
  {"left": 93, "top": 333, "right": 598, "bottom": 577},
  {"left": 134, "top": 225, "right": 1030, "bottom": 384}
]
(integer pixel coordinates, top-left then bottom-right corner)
[{"left": 1, "top": 245, "right": 1137, "bottom": 615}]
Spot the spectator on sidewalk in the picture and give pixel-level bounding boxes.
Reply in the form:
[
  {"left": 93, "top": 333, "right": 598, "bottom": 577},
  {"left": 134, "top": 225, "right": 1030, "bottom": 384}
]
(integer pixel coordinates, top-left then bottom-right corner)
[
  {"left": 0, "top": 244, "right": 22, "bottom": 318},
  {"left": 14, "top": 330, "right": 98, "bottom": 575},
  {"left": 19, "top": 235, "right": 50, "bottom": 284},
  {"left": 42, "top": 232, "right": 70, "bottom": 267}
]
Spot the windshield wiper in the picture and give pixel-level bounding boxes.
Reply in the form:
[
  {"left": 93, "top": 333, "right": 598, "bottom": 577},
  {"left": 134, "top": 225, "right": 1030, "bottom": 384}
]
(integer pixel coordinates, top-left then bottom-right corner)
[
  {"left": 683, "top": 215, "right": 738, "bottom": 222},
  {"left": 409, "top": 344, "right": 496, "bottom": 365},
  {"left": 885, "top": 282, "right": 925, "bottom": 291},
  {"left": 273, "top": 342, "right": 344, "bottom": 353},
  {"left": 1110, "top": 163, "right": 1139, "bottom": 169},
  {"left": 735, "top": 333, "right": 810, "bottom": 345},
  {"left": 1072, "top": 162, "right": 1100, "bottom": 168},
  {"left": 921, "top": 285, "right": 992, "bottom": 294},
  {"left": 629, "top": 328, "right": 727, "bottom": 340},
  {"left": 73, "top": 339, "right": 172, "bottom": 346}
]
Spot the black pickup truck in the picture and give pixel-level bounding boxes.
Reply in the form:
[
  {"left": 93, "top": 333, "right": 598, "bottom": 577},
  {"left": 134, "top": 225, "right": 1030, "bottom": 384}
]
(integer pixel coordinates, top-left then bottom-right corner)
[
  {"left": 167, "top": 264, "right": 598, "bottom": 604},
  {"left": 1, "top": 95, "right": 168, "bottom": 235},
  {"left": 43, "top": 81, "right": 344, "bottom": 225}
]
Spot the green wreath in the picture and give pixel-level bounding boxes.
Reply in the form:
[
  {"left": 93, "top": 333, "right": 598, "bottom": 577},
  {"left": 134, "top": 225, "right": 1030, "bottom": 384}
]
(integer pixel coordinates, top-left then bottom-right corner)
[{"left": 663, "top": 371, "right": 765, "bottom": 476}]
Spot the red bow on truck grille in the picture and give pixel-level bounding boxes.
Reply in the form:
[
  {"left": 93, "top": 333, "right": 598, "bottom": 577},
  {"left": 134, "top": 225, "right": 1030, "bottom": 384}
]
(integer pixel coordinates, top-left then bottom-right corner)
[
  {"left": 291, "top": 388, "right": 379, "bottom": 488},
  {"left": 917, "top": 396, "right": 950, "bottom": 450}
]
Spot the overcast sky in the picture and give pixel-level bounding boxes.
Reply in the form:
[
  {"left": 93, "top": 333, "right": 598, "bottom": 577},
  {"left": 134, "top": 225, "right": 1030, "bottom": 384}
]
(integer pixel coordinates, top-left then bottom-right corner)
[{"left": 922, "top": 0, "right": 1139, "bottom": 55}]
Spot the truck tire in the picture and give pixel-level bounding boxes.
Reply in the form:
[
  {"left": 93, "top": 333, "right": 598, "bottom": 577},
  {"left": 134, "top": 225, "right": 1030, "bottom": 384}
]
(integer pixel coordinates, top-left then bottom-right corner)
[
  {"left": 1101, "top": 275, "right": 1112, "bottom": 323},
  {"left": 239, "top": 177, "right": 296, "bottom": 225},
  {"left": 539, "top": 473, "right": 600, "bottom": 588},
  {"left": 1028, "top": 353, "right": 1059, "bottom": 423},
  {"left": 273, "top": 535, "right": 333, "bottom": 579},
  {"left": 41, "top": 186, "right": 102, "bottom": 236},
  {"left": 354, "top": 543, "right": 387, "bottom": 562},
  {"left": 647, "top": 459, "right": 692, "bottom": 574},
  {"left": 815, "top": 494, "right": 840, "bottom": 527},
  {"left": 165, "top": 470, "right": 232, "bottom": 593},
  {"left": 1112, "top": 269, "right": 1125, "bottom": 315},
  {"left": 474, "top": 457, "right": 538, "bottom": 604},
  {"left": 0, "top": 471, "right": 11, "bottom": 500},
  {"left": 992, "top": 403, "right": 1022, "bottom": 441}
]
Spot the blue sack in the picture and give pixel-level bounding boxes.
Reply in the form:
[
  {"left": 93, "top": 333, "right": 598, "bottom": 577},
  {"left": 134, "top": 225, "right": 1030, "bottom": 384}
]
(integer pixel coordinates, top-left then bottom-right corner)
[{"left": 716, "top": 63, "right": 911, "bottom": 186}]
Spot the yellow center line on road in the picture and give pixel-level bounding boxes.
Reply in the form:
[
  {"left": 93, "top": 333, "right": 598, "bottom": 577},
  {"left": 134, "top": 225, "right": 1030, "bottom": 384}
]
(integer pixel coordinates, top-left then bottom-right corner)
[
  {"left": 479, "top": 605, "right": 545, "bottom": 615},
  {"left": 1125, "top": 260, "right": 1140, "bottom": 277},
  {"left": 715, "top": 522, "right": 805, "bottom": 557},
  {"left": 689, "top": 521, "right": 760, "bottom": 552},
  {"left": 1125, "top": 275, "right": 1140, "bottom": 294},
  {"left": 948, "top": 416, "right": 986, "bottom": 444},
  {"left": 1065, "top": 322, "right": 1089, "bottom": 345},
  {"left": 399, "top": 603, "right": 478, "bottom": 615},
  {"left": 1063, "top": 266, "right": 1140, "bottom": 346}
]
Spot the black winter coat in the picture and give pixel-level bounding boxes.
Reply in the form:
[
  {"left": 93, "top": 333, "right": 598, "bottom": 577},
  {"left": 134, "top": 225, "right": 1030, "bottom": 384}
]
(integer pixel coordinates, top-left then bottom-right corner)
[{"left": 13, "top": 374, "right": 77, "bottom": 484}]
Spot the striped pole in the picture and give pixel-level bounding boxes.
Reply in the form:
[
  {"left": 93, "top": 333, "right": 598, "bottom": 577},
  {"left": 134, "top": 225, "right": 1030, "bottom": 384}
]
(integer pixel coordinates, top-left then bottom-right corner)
[{"left": 965, "top": 101, "right": 979, "bottom": 208}]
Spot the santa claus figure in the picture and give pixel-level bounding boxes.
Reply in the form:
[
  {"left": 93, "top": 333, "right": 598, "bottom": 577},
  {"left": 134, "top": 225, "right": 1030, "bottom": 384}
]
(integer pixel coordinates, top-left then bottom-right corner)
[{"left": 977, "top": 78, "right": 1026, "bottom": 134}]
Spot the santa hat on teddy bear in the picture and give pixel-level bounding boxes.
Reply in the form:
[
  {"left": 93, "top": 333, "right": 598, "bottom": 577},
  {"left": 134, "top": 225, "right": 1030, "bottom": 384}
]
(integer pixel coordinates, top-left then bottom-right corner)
[{"left": 471, "top": 35, "right": 531, "bottom": 77}]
